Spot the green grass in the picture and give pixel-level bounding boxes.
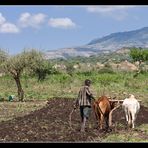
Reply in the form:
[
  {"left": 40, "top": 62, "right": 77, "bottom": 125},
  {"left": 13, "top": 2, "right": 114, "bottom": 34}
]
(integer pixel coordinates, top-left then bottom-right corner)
[
  {"left": 101, "top": 132, "right": 148, "bottom": 142},
  {"left": 136, "top": 124, "right": 148, "bottom": 135},
  {"left": 0, "top": 71, "right": 148, "bottom": 106}
]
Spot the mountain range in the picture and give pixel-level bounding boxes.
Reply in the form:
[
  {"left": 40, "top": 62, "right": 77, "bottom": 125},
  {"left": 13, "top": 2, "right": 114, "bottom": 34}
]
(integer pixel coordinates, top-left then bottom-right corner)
[{"left": 45, "top": 27, "right": 148, "bottom": 59}]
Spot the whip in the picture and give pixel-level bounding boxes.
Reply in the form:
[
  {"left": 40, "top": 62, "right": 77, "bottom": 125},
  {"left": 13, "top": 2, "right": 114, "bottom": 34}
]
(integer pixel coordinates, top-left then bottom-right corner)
[{"left": 69, "top": 107, "right": 77, "bottom": 129}]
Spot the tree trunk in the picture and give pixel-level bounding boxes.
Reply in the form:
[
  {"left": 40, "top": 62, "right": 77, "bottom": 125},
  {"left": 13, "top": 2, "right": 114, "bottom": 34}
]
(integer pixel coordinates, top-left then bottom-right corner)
[{"left": 14, "top": 75, "right": 24, "bottom": 101}]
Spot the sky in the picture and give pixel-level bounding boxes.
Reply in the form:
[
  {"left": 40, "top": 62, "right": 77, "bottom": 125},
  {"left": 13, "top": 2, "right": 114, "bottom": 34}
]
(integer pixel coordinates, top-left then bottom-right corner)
[{"left": 0, "top": 5, "right": 148, "bottom": 55}]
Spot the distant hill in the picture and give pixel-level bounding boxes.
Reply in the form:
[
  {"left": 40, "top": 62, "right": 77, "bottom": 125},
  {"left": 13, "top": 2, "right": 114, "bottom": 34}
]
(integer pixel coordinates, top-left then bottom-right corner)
[{"left": 45, "top": 27, "right": 148, "bottom": 59}]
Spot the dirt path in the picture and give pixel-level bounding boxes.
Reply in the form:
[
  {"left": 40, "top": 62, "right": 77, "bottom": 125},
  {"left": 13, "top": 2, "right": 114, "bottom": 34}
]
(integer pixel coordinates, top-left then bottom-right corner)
[{"left": 0, "top": 98, "right": 147, "bottom": 142}]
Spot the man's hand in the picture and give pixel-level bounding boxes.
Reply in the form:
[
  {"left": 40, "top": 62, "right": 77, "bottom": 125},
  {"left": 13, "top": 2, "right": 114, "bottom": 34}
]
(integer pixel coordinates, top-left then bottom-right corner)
[
  {"left": 90, "top": 94, "right": 95, "bottom": 100},
  {"left": 73, "top": 105, "right": 77, "bottom": 110}
]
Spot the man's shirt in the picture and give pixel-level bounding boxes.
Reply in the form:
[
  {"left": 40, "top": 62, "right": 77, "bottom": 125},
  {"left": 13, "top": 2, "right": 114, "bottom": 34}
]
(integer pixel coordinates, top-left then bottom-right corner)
[{"left": 76, "top": 85, "right": 93, "bottom": 106}]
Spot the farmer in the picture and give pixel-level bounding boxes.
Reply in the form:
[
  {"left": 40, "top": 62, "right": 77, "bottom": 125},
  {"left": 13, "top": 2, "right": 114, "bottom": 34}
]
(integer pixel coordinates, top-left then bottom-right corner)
[{"left": 74, "top": 79, "right": 95, "bottom": 132}]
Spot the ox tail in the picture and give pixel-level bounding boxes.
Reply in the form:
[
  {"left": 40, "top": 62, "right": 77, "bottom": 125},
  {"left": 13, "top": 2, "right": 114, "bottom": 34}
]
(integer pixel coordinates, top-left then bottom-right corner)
[
  {"left": 97, "top": 103, "right": 109, "bottom": 129},
  {"left": 94, "top": 102, "right": 109, "bottom": 129}
]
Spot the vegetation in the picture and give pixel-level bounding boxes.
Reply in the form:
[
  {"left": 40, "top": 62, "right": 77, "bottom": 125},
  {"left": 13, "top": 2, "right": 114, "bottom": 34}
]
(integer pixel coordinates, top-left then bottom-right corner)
[
  {"left": 0, "top": 70, "right": 148, "bottom": 106},
  {"left": 0, "top": 48, "right": 148, "bottom": 142},
  {"left": 130, "top": 48, "right": 148, "bottom": 77},
  {"left": 32, "top": 59, "right": 57, "bottom": 81},
  {"left": 0, "top": 49, "right": 8, "bottom": 66},
  {"left": 130, "top": 47, "right": 148, "bottom": 63},
  {"left": 0, "top": 48, "right": 147, "bottom": 104},
  {"left": 0, "top": 49, "right": 47, "bottom": 101}
]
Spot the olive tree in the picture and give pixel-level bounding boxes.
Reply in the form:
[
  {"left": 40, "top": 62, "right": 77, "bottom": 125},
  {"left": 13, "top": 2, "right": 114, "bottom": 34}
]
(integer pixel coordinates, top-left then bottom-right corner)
[
  {"left": 1, "top": 49, "right": 43, "bottom": 101},
  {"left": 32, "top": 59, "right": 57, "bottom": 81},
  {"left": 0, "top": 49, "right": 8, "bottom": 65},
  {"left": 65, "top": 62, "right": 75, "bottom": 76},
  {"left": 130, "top": 47, "right": 148, "bottom": 77}
]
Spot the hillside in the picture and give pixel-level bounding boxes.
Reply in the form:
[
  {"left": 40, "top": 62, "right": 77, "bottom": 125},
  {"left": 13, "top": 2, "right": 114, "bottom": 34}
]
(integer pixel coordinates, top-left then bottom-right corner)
[{"left": 45, "top": 27, "right": 148, "bottom": 59}]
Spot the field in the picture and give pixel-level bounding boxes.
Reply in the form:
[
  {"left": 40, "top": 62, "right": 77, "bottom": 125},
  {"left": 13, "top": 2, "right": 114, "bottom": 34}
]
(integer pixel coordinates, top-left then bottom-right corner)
[
  {"left": 0, "top": 98, "right": 148, "bottom": 142},
  {"left": 0, "top": 71, "right": 148, "bottom": 142}
]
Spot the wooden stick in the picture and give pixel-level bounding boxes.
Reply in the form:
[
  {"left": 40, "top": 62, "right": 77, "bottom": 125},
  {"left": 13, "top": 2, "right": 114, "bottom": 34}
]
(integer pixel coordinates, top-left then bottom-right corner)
[
  {"left": 109, "top": 100, "right": 124, "bottom": 102},
  {"left": 109, "top": 100, "right": 142, "bottom": 102},
  {"left": 109, "top": 104, "right": 121, "bottom": 127},
  {"left": 69, "top": 108, "right": 75, "bottom": 129}
]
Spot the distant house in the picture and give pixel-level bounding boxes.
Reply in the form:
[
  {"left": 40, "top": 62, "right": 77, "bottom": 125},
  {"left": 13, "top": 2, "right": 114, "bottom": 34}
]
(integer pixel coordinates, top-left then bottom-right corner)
[
  {"left": 53, "top": 64, "right": 66, "bottom": 70},
  {"left": 106, "top": 60, "right": 138, "bottom": 72},
  {"left": 0, "top": 73, "right": 5, "bottom": 77},
  {"left": 118, "top": 60, "right": 138, "bottom": 72},
  {"left": 96, "top": 62, "right": 104, "bottom": 69},
  {"left": 73, "top": 64, "right": 80, "bottom": 69},
  {"left": 0, "top": 69, "right": 5, "bottom": 77}
]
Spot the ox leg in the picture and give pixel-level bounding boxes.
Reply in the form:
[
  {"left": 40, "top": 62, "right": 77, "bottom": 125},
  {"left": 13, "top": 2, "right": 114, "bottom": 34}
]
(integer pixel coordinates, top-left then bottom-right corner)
[
  {"left": 125, "top": 110, "right": 130, "bottom": 128},
  {"left": 94, "top": 105, "right": 100, "bottom": 129},
  {"left": 124, "top": 108, "right": 129, "bottom": 126},
  {"left": 105, "top": 116, "right": 109, "bottom": 130},
  {"left": 95, "top": 112, "right": 100, "bottom": 129},
  {"left": 99, "top": 115, "right": 104, "bottom": 130},
  {"left": 124, "top": 109, "right": 129, "bottom": 125},
  {"left": 128, "top": 112, "right": 132, "bottom": 128},
  {"left": 132, "top": 120, "right": 135, "bottom": 129},
  {"left": 131, "top": 113, "right": 135, "bottom": 129},
  {"left": 125, "top": 113, "right": 128, "bottom": 123},
  {"left": 105, "top": 116, "right": 112, "bottom": 132},
  {"left": 94, "top": 112, "right": 98, "bottom": 125}
]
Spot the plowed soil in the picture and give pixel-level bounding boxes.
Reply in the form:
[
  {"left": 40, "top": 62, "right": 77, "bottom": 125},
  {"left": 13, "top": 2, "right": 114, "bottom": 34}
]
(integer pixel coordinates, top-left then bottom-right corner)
[{"left": 0, "top": 98, "right": 147, "bottom": 142}]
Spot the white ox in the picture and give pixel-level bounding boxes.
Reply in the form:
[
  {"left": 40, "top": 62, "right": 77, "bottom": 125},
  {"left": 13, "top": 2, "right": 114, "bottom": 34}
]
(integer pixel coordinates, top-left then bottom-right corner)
[{"left": 122, "top": 94, "right": 140, "bottom": 128}]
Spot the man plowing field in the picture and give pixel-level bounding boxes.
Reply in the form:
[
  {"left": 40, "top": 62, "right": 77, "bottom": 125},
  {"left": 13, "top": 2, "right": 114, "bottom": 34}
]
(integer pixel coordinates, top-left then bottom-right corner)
[{"left": 74, "top": 79, "right": 95, "bottom": 132}]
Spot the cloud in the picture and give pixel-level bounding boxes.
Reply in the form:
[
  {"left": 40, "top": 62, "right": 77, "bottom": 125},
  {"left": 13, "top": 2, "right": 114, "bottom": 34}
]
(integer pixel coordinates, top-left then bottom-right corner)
[
  {"left": 0, "top": 23, "right": 20, "bottom": 33},
  {"left": 85, "top": 6, "right": 136, "bottom": 21},
  {"left": 0, "top": 13, "right": 6, "bottom": 25},
  {"left": 18, "top": 12, "right": 47, "bottom": 28},
  {"left": 48, "top": 17, "right": 76, "bottom": 29},
  {"left": 86, "top": 6, "right": 135, "bottom": 13},
  {"left": 0, "top": 13, "right": 20, "bottom": 33}
]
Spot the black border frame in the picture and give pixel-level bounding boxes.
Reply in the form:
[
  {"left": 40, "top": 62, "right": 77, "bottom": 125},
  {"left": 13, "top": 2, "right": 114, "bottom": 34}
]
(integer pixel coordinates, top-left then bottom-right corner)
[{"left": 0, "top": 0, "right": 148, "bottom": 5}]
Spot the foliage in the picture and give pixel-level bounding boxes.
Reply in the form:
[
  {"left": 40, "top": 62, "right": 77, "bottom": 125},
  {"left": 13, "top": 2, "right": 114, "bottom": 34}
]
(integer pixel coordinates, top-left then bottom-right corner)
[
  {"left": 130, "top": 47, "right": 148, "bottom": 62},
  {"left": 65, "top": 62, "right": 75, "bottom": 76},
  {"left": 0, "top": 49, "right": 8, "bottom": 63},
  {"left": 1, "top": 49, "right": 44, "bottom": 101},
  {"left": 97, "top": 67, "right": 115, "bottom": 74},
  {"left": 32, "top": 60, "right": 57, "bottom": 81},
  {"left": 130, "top": 48, "right": 148, "bottom": 77}
]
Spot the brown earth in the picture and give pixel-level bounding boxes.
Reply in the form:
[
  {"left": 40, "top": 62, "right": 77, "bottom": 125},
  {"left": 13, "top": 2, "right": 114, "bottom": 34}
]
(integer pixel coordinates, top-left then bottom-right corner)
[{"left": 0, "top": 98, "right": 147, "bottom": 142}]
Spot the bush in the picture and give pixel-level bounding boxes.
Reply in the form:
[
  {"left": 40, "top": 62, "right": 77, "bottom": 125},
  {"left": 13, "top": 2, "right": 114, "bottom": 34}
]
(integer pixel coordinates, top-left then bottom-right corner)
[
  {"left": 0, "top": 95, "right": 4, "bottom": 101},
  {"left": 98, "top": 68, "right": 115, "bottom": 74}
]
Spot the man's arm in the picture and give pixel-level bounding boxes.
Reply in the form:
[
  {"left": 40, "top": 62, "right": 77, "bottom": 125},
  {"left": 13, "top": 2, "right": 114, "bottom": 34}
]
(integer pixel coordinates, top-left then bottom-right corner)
[{"left": 86, "top": 87, "right": 95, "bottom": 100}]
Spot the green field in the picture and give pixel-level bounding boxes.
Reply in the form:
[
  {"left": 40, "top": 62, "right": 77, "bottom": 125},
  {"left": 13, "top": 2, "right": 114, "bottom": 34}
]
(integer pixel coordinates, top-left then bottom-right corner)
[{"left": 0, "top": 71, "right": 148, "bottom": 106}]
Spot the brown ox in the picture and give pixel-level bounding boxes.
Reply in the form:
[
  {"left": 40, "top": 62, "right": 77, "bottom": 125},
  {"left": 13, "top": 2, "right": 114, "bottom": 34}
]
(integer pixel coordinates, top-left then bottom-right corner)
[{"left": 93, "top": 96, "right": 121, "bottom": 130}]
